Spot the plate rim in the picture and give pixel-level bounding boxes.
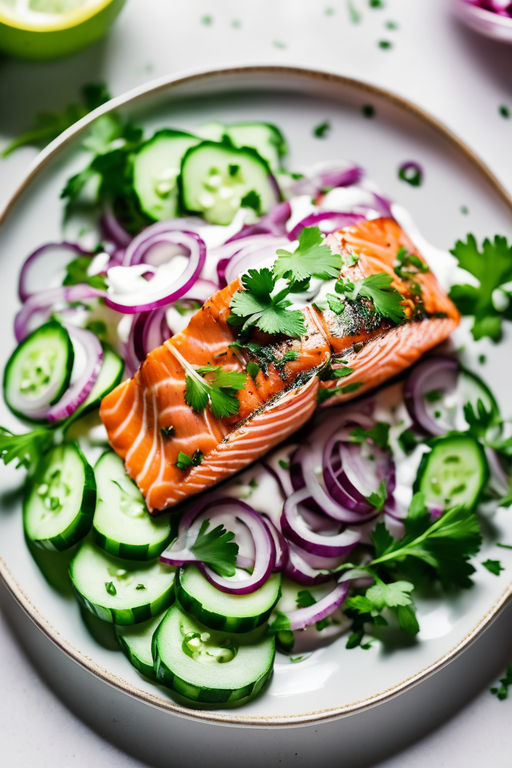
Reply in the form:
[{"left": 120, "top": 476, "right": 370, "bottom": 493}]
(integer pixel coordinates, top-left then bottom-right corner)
[{"left": 1, "top": 63, "right": 512, "bottom": 728}]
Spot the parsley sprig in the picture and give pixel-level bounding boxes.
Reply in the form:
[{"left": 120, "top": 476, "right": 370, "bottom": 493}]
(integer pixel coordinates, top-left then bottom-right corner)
[
  {"left": 449, "top": 234, "right": 512, "bottom": 341},
  {"left": 335, "top": 273, "right": 407, "bottom": 324},
  {"left": 0, "top": 426, "right": 55, "bottom": 472},
  {"left": 274, "top": 226, "right": 342, "bottom": 281}
]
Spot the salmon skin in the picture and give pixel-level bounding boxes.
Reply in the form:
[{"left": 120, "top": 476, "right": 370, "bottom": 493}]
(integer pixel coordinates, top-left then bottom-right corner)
[{"left": 100, "top": 218, "right": 459, "bottom": 513}]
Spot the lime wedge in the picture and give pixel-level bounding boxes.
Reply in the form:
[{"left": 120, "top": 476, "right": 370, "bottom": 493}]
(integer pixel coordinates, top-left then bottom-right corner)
[{"left": 0, "top": 0, "right": 126, "bottom": 59}]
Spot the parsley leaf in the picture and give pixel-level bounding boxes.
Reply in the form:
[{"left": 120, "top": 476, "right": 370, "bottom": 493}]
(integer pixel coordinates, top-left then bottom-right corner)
[
  {"left": 482, "top": 559, "right": 504, "bottom": 576},
  {"left": 268, "top": 611, "right": 292, "bottom": 633},
  {"left": 491, "top": 666, "right": 512, "bottom": 700},
  {"left": 2, "top": 83, "right": 110, "bottom": 158},
  {"left": 240, "top": 190, "right": 262, "bottom": 214},
  {"left": 184, "top": 365, "right": 246, "bottom": 420},
  {"left": 449, "top": 234, "right": 512, "bottom": 341},
  {"left": 316, "top": 381, "right": 363, "bottom": 404},
  {"left": 296, "top": 589, "right": 317, "bottom": 608},
  {"left": 350, "top": 421, "right": 390, "bottom": 450},
  {"left": 326, "top": 293, "right": 345, "bottom": 314},
  {"left": 229, "top": 268, "right": 306, "bottom": 338},
  {"left": 190, "top": 519, "right": 238, "bottom": 577},
  {"left": 335, "top": 272, "right": 406, "bottom": 324},
  {"left": 0, "top": 426, "right": 55, "bottom": 472},
  {"left": 313, "top": 121, "right": 331, "bottom": 138},
  {"left": 274, "top": 227, "right": 342, "bottom": 282},
  {"left": 176, "top": 450, "right": 203, "bottom": 470},
  {"left": 366, "top": 480, "right": 387, "bottom": 512},
  {"left": 62, "top": 255, "right": 107, "bottom": 290},
  {"left": 105, "top": 581, "right": 117, "bottom": 596}
]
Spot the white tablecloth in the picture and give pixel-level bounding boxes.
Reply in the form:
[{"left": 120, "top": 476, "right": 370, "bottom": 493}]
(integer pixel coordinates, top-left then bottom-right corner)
[{"left": 1, "top": 1, "right": 512, "bottom": 766}]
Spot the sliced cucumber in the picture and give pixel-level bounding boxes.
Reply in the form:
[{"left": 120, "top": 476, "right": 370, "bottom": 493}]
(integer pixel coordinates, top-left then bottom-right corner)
[
  {"left": 180, "top": 141, "right": 280, "bottom": 225},
  {"left": 414, "top": 433, "right": 489, "bottom": 510},
  {"left": 74, "top": 346, "right": 124, "bottom": 417},
  {"left": 93, "top": 451, "right": 174, "bottom": 560},
  {"left": 132, "top": 129, "right": 200, "bottom": 221},
  {"left": 176, "top": 566, "right": 281, "bottom": 633},
  {"left": 4, "top": 320, "right": 73, "bottom": 422},
  {"left": 23, "top": 442, "right": 96, "bottom": 551},
  {"left": 423, "top": 368, "right": 500, "bottom": 435},
  {"left": 153, "top": 605, "right": 275, "bottom": 705},
  {"left": 70, "top": 542, "right": 175, "bottom": 624},
  {"left": 225, "top": 122, "right": 287, "bottom": 172},
  {"left": 115, "top": 613, "right": 165, "bottom": 679}
]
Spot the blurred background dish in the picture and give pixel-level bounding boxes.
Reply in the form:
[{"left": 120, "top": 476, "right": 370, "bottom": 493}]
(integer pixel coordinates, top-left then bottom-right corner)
[{"left": 454, "top": 0, "right": 512, "bottom": 41}]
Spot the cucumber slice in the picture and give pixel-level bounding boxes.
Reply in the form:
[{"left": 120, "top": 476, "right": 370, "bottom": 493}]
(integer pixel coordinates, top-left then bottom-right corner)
[
  {"left": 23, "top": 442, "right": 96, "bottom": 552},
  {"left": 177, "top": 566, "right": 281, "bottom": 633},
  {"left": 180, "top": 141, "right": 280, "bottom": 225},
  {"left": 225, "top": 122, "right": 287, "bottom": 172},
  {"left": 132, "top": 129, "right": 200, "bottom": 221},
  {"left": 70, "top": 542, "right": 175, "bottom": 624},
  {"left": 414, "top": 433, "right": 489, "bottom": 510},
  {"left": 423, "top": 368, "right": 500, "bottom": 435},
  {"left": 4, "top": 320, "right": 73, "bottom": 422},
  {"left": 153, "top": 605, "right": 275, "bottom": 705},
  {"left": 115, "top": 613, "right": 165, "bottom": 679},
  {"left": 93, "top": 451, "right": 174, "bottom": 560},
  {"left": 74, "top": 346, "right": 124, "bottom": 417}
]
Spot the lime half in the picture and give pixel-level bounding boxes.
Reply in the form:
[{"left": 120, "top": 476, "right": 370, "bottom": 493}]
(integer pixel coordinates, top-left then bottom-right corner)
[{"left": 0, "top": 0, "right": 126, "bottom": 59}]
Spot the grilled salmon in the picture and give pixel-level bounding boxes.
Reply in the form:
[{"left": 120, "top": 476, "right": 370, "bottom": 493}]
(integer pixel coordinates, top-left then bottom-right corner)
[{"left": 100, "top": 218, "right": 459, "bottom": 512}]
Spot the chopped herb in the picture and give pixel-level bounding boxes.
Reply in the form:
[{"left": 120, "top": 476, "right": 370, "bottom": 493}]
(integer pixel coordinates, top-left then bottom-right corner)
[
  {"left": 2, "top": 83, "right": 110, "bottom": 157},
  {"left": 0, "top": 426, "right": 55, "bottom": 471},
  {"left": 229, "top": 268, "right": 306, "bottom": 338},
  {"left": 278, "top": 459, "right": 290, "bottom": 470},
  {"left": 247, "top": 361, "right": 260, "bottom": 380},
  {"left": 313, "top": 121, "right": 331, "bottom": 139},
  {"left": 394, "top": 247, "right": 429, "bottom": 280},
  {"left": 272, "top": 40, "right": 287, "bottom": 49},
  {"left": 378, "top": 40, "right": 392, "bottom": 49},
  {"left": 398, "top": 428, "right": 418, "bottom": 455},
  {"left": 240, "top": 189, "right": 262, "bottom": 213},
  {"left": 174, "top": 299, "right": 202, "bottom": 316},
  {"left": 366, "top": 480, "right": 387, "bottom": 512},
  {"left": 463, "top": 399, "right": 499, "bottom": 438},
  {"left": 269, "top": 611, "right": 291, "bottom": 633},
  {"left": 190, "top": 519, "right": 238, "bottom": 577},
  {"left": 386, "top": 20, "right": 398, "bottom": 29},
  {"left": 175, "top": 450, "right": 203, "bottom": 471},
  {"left": 316, "top": 618, "right": 330, "bottom": 631},
  {"left": 425, "top": 389, "right": 442, "bottom": 403},
  {"left": 228, "top": 163, "right": 240, "bottom": 177},
  {"left": 324, "top": 6, "right": 335, "bottom": 15},
  {"left": 491, "top": 666, "right": 512, "bottom": 700},
  {"left": 231, "top": 19, "right": 241, "bottom": 28},
  {"left": 62, "top": 255, "right": 108, "bottom": 291},
  {"left": 369, "top": 0, "right": 385, "bottom": 7},
  {"left": 478, "top": 354, "right": 486, "bottom": 365},
  {"left": 326, "top": 293, "right": 345, "bottom": 314},
  {"left": 86, "top": 319, "right": 107, "bottom": 337},
  {"left": 274, "top": 226, "right": 341, "bottom": 282},
  {"left": 347, "top": 0, "right": 361, "bottom": 23},
  {"left": 105, "top": 581, "right": 117, "bottom": 596},
  {"left": 160, "top": 425, "right": 175, "bottom": 439},
  {"left": 283, "top": 350, "right": 299, "bottom": 362},
  {"left": 296, "top": 589, "right": 316, "bottom": 608},
  {"left": 184, "top": 364, "right": 246, "bottom": 419},
  {"left": 499, "top": 105, "right": 510, "bottom": 119},
  {"left": 201, "top": 14, "right": 213, "bottom": 25},
  {"left": 362, "top": 104, "right": 375, "bottom": 119},
  {"left": 215, "top": 351, "right": 228, "bottom": 359},
  {"left": 449, "top": 234, "right": 512, "bottom": 342},
  {"left": 335, "top": 272, "right": 407, "bottom": 324},
  {"left": 317, "top": 381, "right": 363, "bottom": 404},
  {"left": 398, "top": 162, "right": 423, "bottom": 187},
  {"left": 460, "top": 205, "right": 469, "bottom": 215},
  {"left": 344, "top": 251, "right": 360, "bottom": 267},
  {"left": 350, "top": 421, "right": 390, "bottom": 450},
  {"left": 482, "top": 559, "right": 504, "bottom": 576},
  {"left": 289, "top": 655, "right": 305, "bottom": 663},
  {"left": 497, "top": 542, "right": 512, "bottom": 550},
  {"left": 248, "top": 478, "right": 258, "bottom": 489},
  {"left": 135, "top": 583, "right": 146, "bottom": 590}
]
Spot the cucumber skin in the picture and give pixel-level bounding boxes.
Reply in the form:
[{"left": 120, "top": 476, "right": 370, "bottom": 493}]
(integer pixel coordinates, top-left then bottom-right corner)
[
  {"left": 92, "top": 527, "right": 175, "bottom": 561},
  {"left": 413, "top": 432, "right": 489, "bottom": 508},
  {"left": 115, "top": 624, "right": 159, "bottom": 680},
  {"left": 176, "top": 569, "right": 281, "bottom": 634},
  {"left": 23, "top": 443, "right": 96, "bottom": 552},
  {"left": 276, "top": 630, "right": 295, "bottom": 654},
  {"left": 71, "top": 570, "right": 176, "bottom": 626},
  {"left": 4, "top": 320, "right": 74, "bottom": 424},
  {"left": 151, "top": 613, "right": 276, "bottom": 706},
  {"left": 75, "top": 346, "right": 124, "bottom": 418}
]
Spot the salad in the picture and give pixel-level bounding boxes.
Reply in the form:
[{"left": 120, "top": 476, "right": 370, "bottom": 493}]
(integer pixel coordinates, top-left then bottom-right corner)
[{"left": 1, "top": 111, "right": 511, "bottom": 710}]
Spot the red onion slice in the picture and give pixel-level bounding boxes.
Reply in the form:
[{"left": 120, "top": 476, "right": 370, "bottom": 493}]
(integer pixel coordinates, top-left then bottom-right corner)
[
  {"left": 289, "top": 164, "right": 363, "bottom": 196},
  {"left": 404, "top": 356, "right": 460, "bottom": 435},
  {"left": 161, "top": 497, "right": 275, "bottom": 595},
  {"left": 286, "top": 581, "right": 350, "bottom": 631},
  {"left": 47, "top": 325, "right": 103, "bottom": 422},
  {"left": 221, "top": 235, "right": 290, "bottom": 287},
  {"left": 226, "top": 201, "right": 292, "bottom": 242},
  {"left": 14, "top": 284, "right": 105, "bottom": 342},
  {"left": 284, "top": 542, "right": 341, "bottom": 585},
  {"left": 106, "top": 230, "right": 206, "bottom": 314},
  {"left": 261, "top": 515, "right": 289, "bottom": 572},
  {"left": 100, "top": 206, "right": 132, "bottom": 248},
  {"left": 281, "top": 488, "right": 361, "bottom": 557},
  {"left": 18, "top": 242, "right": 90, "bottom": 302}
]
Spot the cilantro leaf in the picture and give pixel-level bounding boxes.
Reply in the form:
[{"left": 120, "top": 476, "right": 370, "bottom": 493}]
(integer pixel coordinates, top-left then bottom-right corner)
[
  {"left": 2, "top": 83, "right": 110, "bottom": 158},
  {"left": 184, "top": 365, "right": 246, "bottom": 420},
  {"left": 62, "top": 255, "right": 107, "bottom": 290},
  {"left": 0, "top": 426, "right": 55, "bottom": 472},
  {"left": 366, "top": 480, "right": 387, "bottom": 512},
  {"left": 365, "top": 580, "right": 415, "bottom": 609},
  {"left": 482, "top": 559, "right": 504, "bottom": 576},
  {"left": 274, "top": 227, "right": 342, "bottom": 281},
  {"left": 354, "top": 273, "right": 407, "bottom": 324},
  {"left": 296, "top": 589, "right": 317, "bottom": 608},
  {"left": 449, "top": 234, "right": 512, "bottom": 341},
  {"left": 268, "top": 611, "right": 292, "bottom": 633},
  {"left": 491, "top": 666, "right": 512, "bottom": 700},
  {"left": 316, "top": 381, "right": 363, "bottom": 404},
  {"left": 326, "top": 293, "right": 345, "bottom": 314},
  {"left": 350, "top": 421, "right": 390, "bottom": 450},
  {"left": 190, "top": 519, "right": 238, "bottom": 577},
  {"left": 240, "top": 190, "right": 261, "bottom": 214},
  {"left": 246, "top": 361, "right": 260, "bottom": 380},
  {"left": 175, "top": 450, "right": 203, "bottom": 470},
  {"left": 230, "top": 268, "right": 306, "bottom": 338},
  {"left": 463, "top": 399, "right": 500, "bottom": 438}
]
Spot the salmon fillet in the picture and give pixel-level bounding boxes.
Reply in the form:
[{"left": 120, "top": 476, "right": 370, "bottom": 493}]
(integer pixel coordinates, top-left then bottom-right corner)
[{"left": 100, "top": 218, "right": 459, "bottom": 513}]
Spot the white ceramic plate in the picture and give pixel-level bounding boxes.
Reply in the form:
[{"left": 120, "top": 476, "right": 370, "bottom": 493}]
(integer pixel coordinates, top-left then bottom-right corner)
[{"left": 1, "top": 65, "right": 512, "bottom": 728}]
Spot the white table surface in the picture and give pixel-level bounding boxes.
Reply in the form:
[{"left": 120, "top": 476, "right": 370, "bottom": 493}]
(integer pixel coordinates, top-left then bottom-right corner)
[{"left": 1, "top": 1, "right": 512, "bottom": 766}]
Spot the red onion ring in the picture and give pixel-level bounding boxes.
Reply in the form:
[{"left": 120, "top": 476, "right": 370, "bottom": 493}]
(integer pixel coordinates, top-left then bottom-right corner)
[
  {"left": 106, "top": 230, "right": 206, "bottom": 314},
  {"left": 18, "top": 242, "right": 90, "bottom": 303},
  {"left": 226, "top": 201, "right": 291, "bottom": 242},
  {"left": 47, "top": 325, "right": 103, "bottom": 422},
  {"left": 404, "top": 356, "right": 460, "bottom": 435},
  {"left": 14, "top": 284, "right": 105, "bottom": 342},
  {"left": 288, "top": 212, "right": 364, "bottom": 240},
  {"left": 289, "top": 164, "right": 363, "bottom": 196},
  {"left": 281, "top": 487, "right": 361, "bottom": 557},
  {"left": 100, "top": 206, "right": 132, "bottom": 248},
  {"left": 261, "top": 515, "right": 289, "bottom": 572},
  {"left": 284, "top": 542, "right": 342, "bottom": 586},
  {"left": 161, "top": 497, "right": 275, "bottom": 595},
  {"left": 286, "top": 580, "right": 350, "bottom": 631}
]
